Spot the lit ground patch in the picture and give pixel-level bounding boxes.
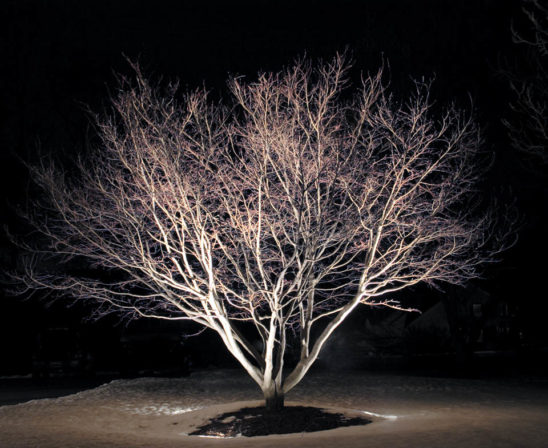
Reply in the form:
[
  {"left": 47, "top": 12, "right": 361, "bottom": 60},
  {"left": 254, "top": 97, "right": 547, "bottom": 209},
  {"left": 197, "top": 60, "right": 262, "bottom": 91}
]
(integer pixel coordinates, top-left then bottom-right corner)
[{"left": 1, "top": 370, "right": 547, "bottom": 447}]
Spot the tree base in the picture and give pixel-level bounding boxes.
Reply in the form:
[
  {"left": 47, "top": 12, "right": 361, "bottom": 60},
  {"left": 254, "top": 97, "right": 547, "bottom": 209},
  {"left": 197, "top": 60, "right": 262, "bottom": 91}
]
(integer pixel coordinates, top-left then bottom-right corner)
[
  {"left": 188, "top": 405, "right": 371, "bottom": 437},
  {"left": 265, "top": 393, "right": 285, "bottom": 412}
]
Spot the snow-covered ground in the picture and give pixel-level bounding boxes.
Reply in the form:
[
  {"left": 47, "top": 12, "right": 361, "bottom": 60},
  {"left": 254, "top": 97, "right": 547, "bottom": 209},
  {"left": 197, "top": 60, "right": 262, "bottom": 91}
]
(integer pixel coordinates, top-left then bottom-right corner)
[{"left": 1, "top": 369, "right": 547, "bottom": 447}]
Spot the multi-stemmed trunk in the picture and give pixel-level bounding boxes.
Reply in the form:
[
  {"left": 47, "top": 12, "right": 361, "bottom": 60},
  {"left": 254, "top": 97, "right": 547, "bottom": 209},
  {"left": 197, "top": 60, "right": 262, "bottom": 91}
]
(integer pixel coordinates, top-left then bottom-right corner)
[{"left": 220, "top": 290, "right": 368, "bottom": 412}]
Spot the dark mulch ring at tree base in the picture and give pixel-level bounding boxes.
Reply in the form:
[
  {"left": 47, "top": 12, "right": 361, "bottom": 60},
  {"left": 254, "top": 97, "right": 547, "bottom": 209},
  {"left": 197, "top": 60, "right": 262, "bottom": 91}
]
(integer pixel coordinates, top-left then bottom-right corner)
[{"left": 189, "top": 405, "right": 372, "bottom": 437}]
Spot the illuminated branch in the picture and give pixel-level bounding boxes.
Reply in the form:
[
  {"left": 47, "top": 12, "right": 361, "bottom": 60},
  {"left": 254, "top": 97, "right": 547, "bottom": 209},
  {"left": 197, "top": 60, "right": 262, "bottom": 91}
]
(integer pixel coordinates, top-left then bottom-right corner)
[{"left": 11, "top": 55, "right": 512, "bottom": 410}]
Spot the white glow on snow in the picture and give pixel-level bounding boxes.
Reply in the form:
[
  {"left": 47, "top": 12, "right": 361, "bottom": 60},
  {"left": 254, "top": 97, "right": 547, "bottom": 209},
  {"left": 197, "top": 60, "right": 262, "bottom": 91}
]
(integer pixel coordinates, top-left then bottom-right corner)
[
  {"left": 122, "top": 404, "right": 202, "bottom": 415},
  {"left": 168, "top": 406, "right": 202, "bottom": 415},
  {"left": 360, "top": 410, "right": 398, "bottom": 420},
  {"left": 197, "top": 434, "right": 234, "bottom": 439}
]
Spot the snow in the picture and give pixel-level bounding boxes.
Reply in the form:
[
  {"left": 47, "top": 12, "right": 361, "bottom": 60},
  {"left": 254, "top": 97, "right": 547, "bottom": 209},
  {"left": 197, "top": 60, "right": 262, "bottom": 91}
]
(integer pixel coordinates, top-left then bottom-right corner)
[{"left": 1, "top": 369, "right": 547, "bottom": 447}]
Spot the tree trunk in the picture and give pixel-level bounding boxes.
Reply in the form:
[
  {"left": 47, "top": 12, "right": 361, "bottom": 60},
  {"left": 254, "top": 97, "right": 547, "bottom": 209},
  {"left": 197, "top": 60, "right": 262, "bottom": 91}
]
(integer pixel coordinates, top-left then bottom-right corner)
[{"left": 263, "top": 384, "right": 285, "bottom": 412}]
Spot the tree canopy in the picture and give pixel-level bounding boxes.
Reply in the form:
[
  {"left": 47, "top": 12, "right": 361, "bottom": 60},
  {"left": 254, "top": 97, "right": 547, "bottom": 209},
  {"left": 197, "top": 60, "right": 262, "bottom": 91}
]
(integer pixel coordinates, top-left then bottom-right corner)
[{"left": 13, "top": 55, "right": 511, "bottom": 409}]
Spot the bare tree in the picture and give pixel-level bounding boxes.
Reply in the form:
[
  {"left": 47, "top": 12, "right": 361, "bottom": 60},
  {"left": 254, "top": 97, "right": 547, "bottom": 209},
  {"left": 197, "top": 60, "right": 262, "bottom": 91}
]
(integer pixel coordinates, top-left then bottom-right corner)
[
  {"left": 13, "top": 55, "right": 509, "bottom": 410},
  {"left": 504, "top": 0, "right": 548, "bottom": 164}
]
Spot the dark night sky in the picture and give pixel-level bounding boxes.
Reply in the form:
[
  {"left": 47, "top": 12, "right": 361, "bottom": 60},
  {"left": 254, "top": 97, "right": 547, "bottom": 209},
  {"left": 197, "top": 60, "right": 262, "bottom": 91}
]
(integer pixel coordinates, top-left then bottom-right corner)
[{"left": 1, "top": 0, "right": 546, "bottom": 375}]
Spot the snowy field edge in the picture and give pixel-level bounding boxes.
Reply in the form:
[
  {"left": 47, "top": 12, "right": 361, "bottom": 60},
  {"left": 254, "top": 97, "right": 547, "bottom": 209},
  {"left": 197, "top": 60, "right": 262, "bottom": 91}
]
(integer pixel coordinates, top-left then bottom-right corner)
[{"left": 1, "top": 369, "right": 547, "bottom": 447}]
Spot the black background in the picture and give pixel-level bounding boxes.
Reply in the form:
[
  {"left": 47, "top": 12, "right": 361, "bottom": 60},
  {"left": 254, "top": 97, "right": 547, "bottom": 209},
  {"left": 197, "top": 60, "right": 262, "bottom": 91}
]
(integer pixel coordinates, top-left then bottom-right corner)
[{"left": 1, "top": 0, "right": 546, "bottom": 378}]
